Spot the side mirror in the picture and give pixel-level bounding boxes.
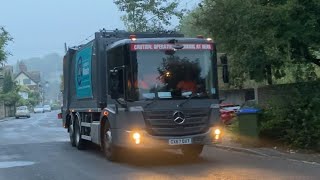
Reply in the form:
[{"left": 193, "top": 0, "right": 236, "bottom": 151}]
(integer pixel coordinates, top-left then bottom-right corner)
[
  {"left": 109, "top": 70, "right": 120, "bottom": 99},
  {"left": 220, "top": 55, "right": 229, "bottom": 83}
]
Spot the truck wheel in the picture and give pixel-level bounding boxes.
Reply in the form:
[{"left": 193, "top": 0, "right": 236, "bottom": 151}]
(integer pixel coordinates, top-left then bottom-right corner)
[
  {"left": 69, "top": 117, "right": 76, "bottom": 147},
  {"left": 74, "top": 117, "right": 86, "bottom": 150},
  {"left": 102, "top": 124, "right": 120, "bottom": 161},
  {"left": 181, "top": 145, "right": 204, "bottom": 159}
]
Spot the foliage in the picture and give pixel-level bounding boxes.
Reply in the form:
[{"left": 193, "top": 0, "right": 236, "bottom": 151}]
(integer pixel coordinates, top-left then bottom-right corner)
[
  {"left": 0, "top": 91, "right": 21, "bottom": 106},
  {"left": 183, "top": 0, "right": 320, "bottom": 86},
  {"left": 260, "top": 81, "right": 320, "bottom": 150},
  {"left": 2, "top": 72, "right": 14, "bottom": 93},
  {"left": 15, "top": 86, "right": 41, "bottom": 107},
  {"left": 0, "top": 72, "right": 21, "bottom": 105},
  {"left": 0, "top": 27, "right": 12, "bottom": 64},
  {"left": 17, "top": 98, "right": 30, "bottom": 107},
  {"left": 51, "top": 103, "right": 61, "bottom": 110},
  {"left": 27, "top": 91, "right": 41, "bottom": 106},
  {"left": 114, "top": 0, "right": 184, "bottom": 31},
  {"left": 179, "top": 8, "right": 208, "bottom": 37}
]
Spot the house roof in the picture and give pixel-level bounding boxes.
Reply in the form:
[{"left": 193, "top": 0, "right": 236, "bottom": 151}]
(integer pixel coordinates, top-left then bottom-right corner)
[
  {"left": 28, "top": 71, "right": 41, "bottom": 83},
  {"left": 14, "top": 71, "right": 41, "bottom": 83}
]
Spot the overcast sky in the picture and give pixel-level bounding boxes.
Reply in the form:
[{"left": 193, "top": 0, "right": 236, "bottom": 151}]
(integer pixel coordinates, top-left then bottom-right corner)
[{"left": 0, "top": 0, "right": 199, "bottom": 65}]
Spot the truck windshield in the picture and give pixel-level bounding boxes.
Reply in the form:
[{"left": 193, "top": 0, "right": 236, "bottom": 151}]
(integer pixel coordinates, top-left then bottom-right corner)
[{"left": 134, "top": 49, "right": 216, "bottom": 100}]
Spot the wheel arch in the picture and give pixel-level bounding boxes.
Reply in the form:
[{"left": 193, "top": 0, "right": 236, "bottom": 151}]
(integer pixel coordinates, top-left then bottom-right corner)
[{"left": 65, "top": 113, "right": 74, "bottom": 130}]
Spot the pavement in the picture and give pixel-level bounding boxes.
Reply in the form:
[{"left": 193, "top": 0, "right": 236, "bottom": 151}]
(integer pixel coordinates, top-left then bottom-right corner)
[
  {"left": 0, "top": 111, "right": 319, "bottom": 180},
  {"left": 0, "top": 116, "right": 15, "bottom": 123},
  {"left": 215, "top": 131, "right": 320, "bottom": 165}
]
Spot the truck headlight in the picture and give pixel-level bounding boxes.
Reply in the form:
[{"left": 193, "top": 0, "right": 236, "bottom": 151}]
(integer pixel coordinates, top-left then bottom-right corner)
[
  {"left": 132, "top": 132, "right": 141, "bottom": 144},
  {"left": 214, "top": 129, "right": 221, "bottom": 135},
  {"left": 213, "top": 128, "right": 222, "bottom": 140}
]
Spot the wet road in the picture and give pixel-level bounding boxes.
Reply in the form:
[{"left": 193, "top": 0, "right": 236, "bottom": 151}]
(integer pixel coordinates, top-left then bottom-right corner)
[{"left": 0, "top": 111, "right": 319, "bottom": 180}]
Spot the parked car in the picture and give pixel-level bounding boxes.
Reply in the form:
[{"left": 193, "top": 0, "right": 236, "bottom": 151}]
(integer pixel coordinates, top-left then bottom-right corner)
[
  {"left": 43, "top": 105, "right": 51, "bottom": 112},
  {"left": 15, "top": 106, "right": 30, "bottom": 119},
  {"left": 220, "top": 103, "right": 241, "bottom": 125},
  {"left": 34, "top": 105, "right": 44, "bottom": 113}
]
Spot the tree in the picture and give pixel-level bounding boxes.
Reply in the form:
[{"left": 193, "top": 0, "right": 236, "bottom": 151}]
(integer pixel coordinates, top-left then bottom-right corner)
[
  {"left": 0, "top": 27, "right": 12, "bottom": 64},
  {"left": 0, "top": 91, "right": 21, "bottom": 106},
  {"left": 2, "top": 72, "right": 14, "bottom": 93},
  {"left": 186, "top": 0, "right": 320, "bottom": 85},
  {"left": 114, "top": 0, "right": 184, "bottom": 32},
  {"left": 0, "top": 77, "right": 21, "bottom": 106},
  {"left": 16, "top": 86, "right": 41, "bottom": 107},
  {"left": 276, "top": 0, "right": 320, "bottom": 67},
  {"left": 179, "top": 8, "right": 208, "bottom": 37},
  {"left": 28, "top": 91, "right": 41, "bottom": 106}
]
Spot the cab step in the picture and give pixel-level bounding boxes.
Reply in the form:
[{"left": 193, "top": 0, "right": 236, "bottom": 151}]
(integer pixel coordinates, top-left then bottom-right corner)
[{"left": 81, "top": 135, "right": 92, "bottom": 141}]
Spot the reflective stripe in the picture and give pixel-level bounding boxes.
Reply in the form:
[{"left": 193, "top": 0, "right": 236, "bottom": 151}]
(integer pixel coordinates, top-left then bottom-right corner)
[
  {"left": 81, "top": 122, "right": 91, "bottom": 127},
  {"left": 81, "top": 135, "right": 91, "bottom": 141},
  {"left": 104, "top": 107, "right": 116, "bottom": 114},
  {"left": 129, "top": 106, "right": 144, "bottom": 112}
]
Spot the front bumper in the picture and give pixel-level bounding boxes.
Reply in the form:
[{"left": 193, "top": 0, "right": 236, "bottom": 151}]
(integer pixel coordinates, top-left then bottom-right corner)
[
  {"left": 16, "top": 113, "right": 30, "bottom": 117},
  {"left": 112, "top": 127, "right": 222, "bottom": 149}
]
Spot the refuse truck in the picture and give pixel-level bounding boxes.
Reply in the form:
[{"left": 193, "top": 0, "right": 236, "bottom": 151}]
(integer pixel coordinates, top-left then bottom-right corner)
[{"left": 60, "top": 29, "right": 229, "bottom": 161}]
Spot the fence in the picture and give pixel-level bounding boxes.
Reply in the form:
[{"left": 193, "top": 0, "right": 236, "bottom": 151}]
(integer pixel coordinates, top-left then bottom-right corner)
[
  {"left": 0, "top": 103, "right": 15, "bottom": 119},
  {"left": 220, "top": 81, "right": 320, "bottom": 106},
  {"left": 220, "top": 88, "right": 255, "bottom": 105}
]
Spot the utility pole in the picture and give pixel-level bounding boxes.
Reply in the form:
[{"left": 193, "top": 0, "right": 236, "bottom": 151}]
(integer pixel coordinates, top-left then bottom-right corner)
[{"left": 64, "top": 43, "right": 68, "bottom": 54}]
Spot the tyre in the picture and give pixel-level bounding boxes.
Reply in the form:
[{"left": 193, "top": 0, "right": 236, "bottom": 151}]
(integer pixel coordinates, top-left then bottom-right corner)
[
  {"left": 27, "top": 116, "right": 30, "bottom": 118},
  {"left": 101, "top": 122, "right": 120, "bottom": 161},
  {"left": 69, "top": 116, "right": 76, "bottom": 147},
  {"left": 74, "top": 116, "right": 86, "bottom": 150},
  {"left": 181, "top": 145, "right": 204, "bottom": 159}
]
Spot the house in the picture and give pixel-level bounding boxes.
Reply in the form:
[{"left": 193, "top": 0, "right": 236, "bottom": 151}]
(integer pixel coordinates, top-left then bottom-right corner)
[
  {"left": 14, "top": 61, "right": 41, "bottom": 91},
  {"left": 14, "top": 70, "right": 41, "bottom": 91}
]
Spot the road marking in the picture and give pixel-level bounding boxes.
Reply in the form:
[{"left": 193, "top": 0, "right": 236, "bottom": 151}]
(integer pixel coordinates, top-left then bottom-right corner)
[{"left": 0, "top": 161, "right": 35, "bottom": 169}]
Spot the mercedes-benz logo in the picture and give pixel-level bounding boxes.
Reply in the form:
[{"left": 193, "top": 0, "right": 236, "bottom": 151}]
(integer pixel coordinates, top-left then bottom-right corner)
[{"left": 173, "top": 111, "right": 186, "bottom": 124}]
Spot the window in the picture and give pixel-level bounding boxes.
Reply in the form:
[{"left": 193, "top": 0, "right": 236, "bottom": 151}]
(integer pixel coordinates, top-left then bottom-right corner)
[
  {"left": 107, "top": 46, "right": 126, "bottom": 99},
  {"left": 23, "top": 79, "right": 31, "bottom": 85},
  {"left": 131, "top": 50, "right": 216, "bottom": 100}
]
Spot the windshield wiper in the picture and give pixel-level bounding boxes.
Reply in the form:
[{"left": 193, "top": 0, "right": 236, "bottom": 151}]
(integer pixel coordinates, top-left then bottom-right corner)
[
  {"left": 177, "top": 93, "right": 199, "bottom": 108},
  {"left": 144, "top": 98, "right": 158, "bottom": 108}
]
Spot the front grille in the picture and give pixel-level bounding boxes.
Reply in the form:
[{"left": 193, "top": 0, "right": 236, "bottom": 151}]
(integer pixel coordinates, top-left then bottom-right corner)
[{"left": 143, "top": 109, "right": 210, "bottom": 136}]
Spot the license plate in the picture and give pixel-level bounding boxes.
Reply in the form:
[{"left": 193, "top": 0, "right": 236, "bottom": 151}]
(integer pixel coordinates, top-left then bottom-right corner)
[{"left": 169, "top": 138, "right": 192, "bottom": 145}]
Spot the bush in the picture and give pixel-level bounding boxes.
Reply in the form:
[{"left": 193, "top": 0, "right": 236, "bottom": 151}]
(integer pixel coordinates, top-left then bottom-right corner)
[
  {"left": 51, "top": 104, "right": 61, "bottom": 110},
  {"left": 260, "top": 81, "right": 320, "bottom": 150}
]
